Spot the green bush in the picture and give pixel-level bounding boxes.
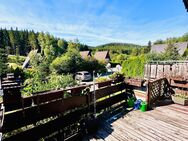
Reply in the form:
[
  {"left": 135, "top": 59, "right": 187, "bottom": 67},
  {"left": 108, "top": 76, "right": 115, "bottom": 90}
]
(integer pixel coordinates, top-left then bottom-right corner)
[
  {"left": 109, "top": 72, "right": 124, "bottom": 79},
  {"left": 122, "top": 55, "right": 147, "bottom": 78},
  {"left": 95, "top": 77, "right": 109, "bottom": 82},
  {"left": 8, "top": 55, "right": 26, "bottom": 65},
  {"left": 8, "top": 63, "right": 21, "bottom": 70},
  {"left": 21, "top": 74, "right": 76, "bottom": 96}
]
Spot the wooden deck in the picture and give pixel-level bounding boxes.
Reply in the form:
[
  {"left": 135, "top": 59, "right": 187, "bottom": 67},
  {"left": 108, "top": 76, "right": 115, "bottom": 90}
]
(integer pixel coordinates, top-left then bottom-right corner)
[{"left": 84, "top": 104, "right": 188, "bottom": 141}]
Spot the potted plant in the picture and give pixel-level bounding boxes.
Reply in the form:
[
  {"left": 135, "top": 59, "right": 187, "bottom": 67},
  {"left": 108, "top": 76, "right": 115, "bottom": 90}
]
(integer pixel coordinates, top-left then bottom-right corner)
[
  {"left": 171, "top": 94, "right": 188, "bottom": 106},
  {"left": 109, "top": 72, "right": 125, "bottom": 84}
]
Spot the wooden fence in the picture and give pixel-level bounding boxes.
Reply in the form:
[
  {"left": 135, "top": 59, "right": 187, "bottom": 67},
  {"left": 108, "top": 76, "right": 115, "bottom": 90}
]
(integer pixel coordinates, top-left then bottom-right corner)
[
  {"left": 144, "top": 61, "right": 188, "bottom": 80},
  {"left": 2, "top": 82, "right": 127, "bottom": 141},
  {"left": 145, "top": 61, "right": 188, "bottom": 96}
]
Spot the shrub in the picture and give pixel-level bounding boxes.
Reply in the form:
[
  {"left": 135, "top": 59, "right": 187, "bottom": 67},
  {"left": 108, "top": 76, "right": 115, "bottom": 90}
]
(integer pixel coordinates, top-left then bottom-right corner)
[
  {"left": 8, "top": 55, "right": 26, "bottom": 65},
  {"left": 21, "top": 74, "right": 76, "bottom": 96},
  {"left": 122, "top": 55, "right": 146, "bottom": 78},
  {"left": 8, "top": 63, "right": 21, "bottom": 70},
  {"left": 109, "top": 72, "right": 124, "bottom": 79},
  {"left": 95, "top": 77, "right": 109, "bottom": 82}
]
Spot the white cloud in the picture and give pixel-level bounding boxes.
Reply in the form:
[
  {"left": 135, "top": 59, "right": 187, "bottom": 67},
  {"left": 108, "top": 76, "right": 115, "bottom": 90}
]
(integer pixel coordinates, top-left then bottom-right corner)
[{"left": 0, "top": 0, "right": 188, "bottom": 46}]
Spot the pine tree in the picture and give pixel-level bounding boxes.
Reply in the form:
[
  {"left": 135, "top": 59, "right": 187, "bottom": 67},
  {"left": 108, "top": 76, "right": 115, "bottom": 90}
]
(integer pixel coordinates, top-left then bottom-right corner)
[
  {"left": 0, "top": 29, "right": 3, "bottom": 46},
  {"left": 2, "top": 29, "right": 11, "bottom": 47},
  {"left": 164, "top": 41, "right": 180, "bottom": 60},
  {"left": 148, "top": 40, "right": 152, "bottom": 51},
  {"left": 8, "top": 27, "right": 16, "bottom": 54},
  {"left": 28, "top": 31, "right": 39, "bottom": 50},
  {"left": 0, "top": 45, "right": 7, "bottom": 76}
]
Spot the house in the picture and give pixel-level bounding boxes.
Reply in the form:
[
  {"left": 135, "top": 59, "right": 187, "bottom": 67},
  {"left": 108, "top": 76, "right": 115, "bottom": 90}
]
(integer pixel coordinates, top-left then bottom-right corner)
[
  {"left": 150, "top": 42, "right": 188, "bottom": 56},
  {"left": 94, "top": 51, "right": 111, "bottom": 63},
  {"left": 80, "top": 51, "right": 92, "bottom": 59},
  {"left": 22, "top": 49, "right": 38, "bottom": 69}
]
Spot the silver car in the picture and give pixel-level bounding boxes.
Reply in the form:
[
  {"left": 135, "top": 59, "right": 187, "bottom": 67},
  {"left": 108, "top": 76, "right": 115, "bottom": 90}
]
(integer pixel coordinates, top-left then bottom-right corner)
[{"left": 75, "top": 71, "right": 92, "bottom": 81}]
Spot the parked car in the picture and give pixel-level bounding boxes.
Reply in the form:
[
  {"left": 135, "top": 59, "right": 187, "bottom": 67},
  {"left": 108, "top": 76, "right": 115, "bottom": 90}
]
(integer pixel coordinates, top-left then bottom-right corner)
[{"left": 75, "top": 71, "right": 92, "bottom": 81}]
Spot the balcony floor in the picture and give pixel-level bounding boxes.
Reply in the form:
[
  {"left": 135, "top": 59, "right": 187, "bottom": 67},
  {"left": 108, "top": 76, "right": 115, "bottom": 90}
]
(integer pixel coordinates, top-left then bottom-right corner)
[{"left": 83, "top": 104, "right": 188, "bottom": 141}]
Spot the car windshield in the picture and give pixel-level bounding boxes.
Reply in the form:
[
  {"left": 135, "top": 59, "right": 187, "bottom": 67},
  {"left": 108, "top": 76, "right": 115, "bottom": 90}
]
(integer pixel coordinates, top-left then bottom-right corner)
[{"left": 84, "top": 73, "right": 90, "bottom": 75}]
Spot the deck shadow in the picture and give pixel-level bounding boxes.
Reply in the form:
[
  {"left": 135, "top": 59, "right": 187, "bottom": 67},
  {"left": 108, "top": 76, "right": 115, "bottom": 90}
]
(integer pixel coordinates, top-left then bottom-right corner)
[
  {"left": 148, "top": 98, "right": 174, "bottom": 111},
  {"left": 83, "top": 103, "right": 134, "bottom": 141}
]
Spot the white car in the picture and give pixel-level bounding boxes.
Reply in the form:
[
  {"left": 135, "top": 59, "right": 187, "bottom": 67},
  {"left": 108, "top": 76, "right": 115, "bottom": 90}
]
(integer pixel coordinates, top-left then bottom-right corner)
[{"left": 75, "top": 71, "right": 92, "bottom": 81}]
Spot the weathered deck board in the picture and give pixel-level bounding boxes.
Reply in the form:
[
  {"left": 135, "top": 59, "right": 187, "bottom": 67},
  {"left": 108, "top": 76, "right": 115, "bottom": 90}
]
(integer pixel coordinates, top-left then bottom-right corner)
[{"left": 83, "top": 104, "right": 188, "bottom": 141}]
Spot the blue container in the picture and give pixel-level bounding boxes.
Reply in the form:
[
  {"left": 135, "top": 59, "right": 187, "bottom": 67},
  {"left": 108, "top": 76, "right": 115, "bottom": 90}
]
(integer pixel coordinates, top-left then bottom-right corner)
[{"left": 134, "top": 99, "right": 142, "bottom": 110}]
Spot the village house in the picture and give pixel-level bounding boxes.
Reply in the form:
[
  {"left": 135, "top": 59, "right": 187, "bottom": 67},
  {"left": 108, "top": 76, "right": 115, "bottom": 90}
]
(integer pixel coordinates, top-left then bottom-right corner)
[
  {"left": 150, "top": 41, "right": 188, "bottom": 56},
  {"left": 79, "top": 51, "right": 92, "bottom": 59},
  {"left": 94, "top": 51, "right": 111, "bottom": 63}
]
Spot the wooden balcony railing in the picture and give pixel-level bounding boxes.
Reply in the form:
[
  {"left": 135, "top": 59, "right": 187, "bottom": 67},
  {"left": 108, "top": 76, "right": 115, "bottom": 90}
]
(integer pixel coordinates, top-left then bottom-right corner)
[{"left": 2, "top": 81, "right": 128, "bottom": 141}]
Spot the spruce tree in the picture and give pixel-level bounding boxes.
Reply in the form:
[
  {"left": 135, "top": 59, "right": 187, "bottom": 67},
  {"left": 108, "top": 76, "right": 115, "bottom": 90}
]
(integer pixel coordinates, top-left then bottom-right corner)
[
  {"left": 164, "top": 41, "right": 180, "bottom": 60},
  {"left": 148, "top": 40, "right": 152, "bottom": 51},
  {"left": 0, "top": 45, "right": 7, "bottom": 76}
]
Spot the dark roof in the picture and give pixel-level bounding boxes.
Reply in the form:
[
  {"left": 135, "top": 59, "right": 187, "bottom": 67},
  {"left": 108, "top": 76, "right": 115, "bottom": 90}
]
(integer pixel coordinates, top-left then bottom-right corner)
[
  {"left": 183, "top": 0, "right": 188, "bottom": 12},
  {"left": 151, "top": 42, "right": 188, "bottom": 56},
  {"left": 94, "top": 51, "right": 110, "bottom": 61},
  {"left": 80, "top": 51, "right": 91, "bottom": 59}
]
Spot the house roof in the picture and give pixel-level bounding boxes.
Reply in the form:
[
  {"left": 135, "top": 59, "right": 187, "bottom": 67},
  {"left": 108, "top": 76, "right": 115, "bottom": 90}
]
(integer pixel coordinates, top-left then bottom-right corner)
[
  {"left": 80, "top": 51, "right": 91, "bottom": 59},
  {"left": 22, "top": 49, "right": 38, "bottom": 69},
  {"left": 94, "top": 51, "right": 110, "bottom": 61},
  {"left": 151, "top": 42, "right": 188, "bottom": 55}
]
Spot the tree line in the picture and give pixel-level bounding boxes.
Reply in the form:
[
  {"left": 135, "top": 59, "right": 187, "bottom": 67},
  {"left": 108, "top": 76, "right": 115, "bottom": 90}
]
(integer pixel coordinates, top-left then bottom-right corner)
[
  {"left": 91, "top": 42, "right": 147, "bottom": 55},
  {"left": 153, "top": 33, "right": 188, "bottom": 45},
  {"left": 0, "top": 28, "right": 89, "bottom": 56}
]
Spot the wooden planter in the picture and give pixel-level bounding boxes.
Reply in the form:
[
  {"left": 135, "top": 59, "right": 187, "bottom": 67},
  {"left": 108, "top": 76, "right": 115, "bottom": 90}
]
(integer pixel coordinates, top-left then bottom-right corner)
[
  {"left": 125, "top": 78, "right": 144, "bottom": 87},
  {"left": 112, "top": 77, "right": 125, "bottom": 84},
  {"left": 97, "top": 81, "right": 111, "bottom": 88},
  {"left": 171, "top": 95, "right": 188, "bottom": 106}
]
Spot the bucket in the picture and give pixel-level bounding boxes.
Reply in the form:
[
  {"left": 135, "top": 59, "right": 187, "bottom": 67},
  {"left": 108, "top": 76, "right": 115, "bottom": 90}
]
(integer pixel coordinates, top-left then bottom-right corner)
[
  {"left": 140, "top": 101, "right": 147, "bottom": 112},
  {"left": 134, "top": 99, "right": 142, "bottom": 110},
  {"left": 127, "top": 97, "right": 135, "bottom": 107}
]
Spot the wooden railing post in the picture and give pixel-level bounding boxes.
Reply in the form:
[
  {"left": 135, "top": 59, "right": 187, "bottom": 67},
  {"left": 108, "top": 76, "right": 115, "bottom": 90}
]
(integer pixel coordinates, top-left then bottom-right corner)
[
  {"left": 147, "top": 81, "right": 150, "bottom": 107},
  {"left": 159, "top": 79, "right": 162, "bottom": 96}
]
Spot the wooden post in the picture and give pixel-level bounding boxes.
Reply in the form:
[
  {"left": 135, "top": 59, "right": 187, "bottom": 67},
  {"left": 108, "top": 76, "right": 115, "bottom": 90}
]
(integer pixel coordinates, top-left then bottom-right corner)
[
  {"left": 147, "top": 82, "right": 150, "bottom": 107},
  {"left": 155, "top": 62, "right": 158, "bottom": 79}
]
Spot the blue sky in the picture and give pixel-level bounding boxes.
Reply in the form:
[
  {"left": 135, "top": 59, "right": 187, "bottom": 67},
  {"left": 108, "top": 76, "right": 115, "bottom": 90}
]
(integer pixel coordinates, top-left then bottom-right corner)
[{"left": 0, "top": 0, "right": 187, "bottom": 46}]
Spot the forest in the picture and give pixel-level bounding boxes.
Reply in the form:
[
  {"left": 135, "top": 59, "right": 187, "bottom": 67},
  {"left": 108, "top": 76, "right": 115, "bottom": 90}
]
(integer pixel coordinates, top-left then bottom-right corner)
[
  {"left": 0, "top": 28, "right": 188, "bottom": 95},
  {"left": 0, "top": 28, "right": 89, "bottom": 56}
]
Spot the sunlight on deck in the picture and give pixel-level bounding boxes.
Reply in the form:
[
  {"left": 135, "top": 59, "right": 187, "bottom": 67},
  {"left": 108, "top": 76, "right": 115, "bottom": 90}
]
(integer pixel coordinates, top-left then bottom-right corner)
[{"left": 84, "top": 104, "right": 188, "bottom": 141}]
